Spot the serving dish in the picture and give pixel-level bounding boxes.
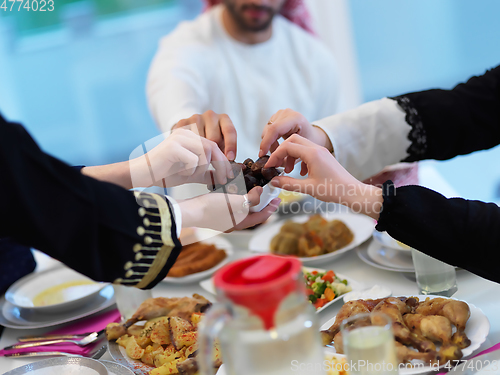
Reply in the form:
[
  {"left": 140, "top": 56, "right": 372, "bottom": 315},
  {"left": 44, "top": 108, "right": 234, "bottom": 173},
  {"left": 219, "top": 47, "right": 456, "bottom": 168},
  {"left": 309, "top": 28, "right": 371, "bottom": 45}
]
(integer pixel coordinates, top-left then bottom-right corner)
[
  {"left": 163, "top": 234, "right": 234, "bottom": 284},
  {"left": 356, "top": 241, "right": 415, "bottom": 273},
  {"left": 5, "top": 267, "right": 107, "bottom": 314},
  {"left": 248, "top": 211, "right": 374, "bottom": 266},
  {"left": 3, "top": 357, "right": 108, "bottom": 375},
  {"left": 100, "top": 360, "right": 135, "bottom": 375},
  {"left": 320, "top": 295, "right": 490, "bottom": 375},
  {"left": 0, "top": 285, "right": 115, "bottom": 329}
]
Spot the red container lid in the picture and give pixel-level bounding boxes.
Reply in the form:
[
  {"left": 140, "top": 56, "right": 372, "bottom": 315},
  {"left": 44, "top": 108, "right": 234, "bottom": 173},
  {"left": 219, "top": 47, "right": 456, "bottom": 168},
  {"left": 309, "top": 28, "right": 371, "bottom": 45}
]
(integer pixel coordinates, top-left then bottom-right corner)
[{"left": 213, "top": 255, "right": 303, "bottom": 330}]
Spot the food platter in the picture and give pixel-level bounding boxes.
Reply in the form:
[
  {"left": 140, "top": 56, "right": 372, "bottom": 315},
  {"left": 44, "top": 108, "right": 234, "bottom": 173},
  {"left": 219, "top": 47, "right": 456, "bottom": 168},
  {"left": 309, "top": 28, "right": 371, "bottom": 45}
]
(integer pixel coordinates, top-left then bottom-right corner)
[
  {"left": 163, "top": 233, "right": 233, "bottom": 284},
  {"left": 248, "top": 212, "right": 374, "bottom": 266},
  {"left": 320, "top": 295, "right": 490, "bottom": 375}
]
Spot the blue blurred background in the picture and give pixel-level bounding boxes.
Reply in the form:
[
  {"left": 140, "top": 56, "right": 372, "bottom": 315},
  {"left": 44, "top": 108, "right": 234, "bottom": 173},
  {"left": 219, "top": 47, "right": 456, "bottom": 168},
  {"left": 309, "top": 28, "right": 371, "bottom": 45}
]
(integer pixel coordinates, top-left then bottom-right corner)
[{"left": 1, "top": 0, "right": 500, "bottom": 202}]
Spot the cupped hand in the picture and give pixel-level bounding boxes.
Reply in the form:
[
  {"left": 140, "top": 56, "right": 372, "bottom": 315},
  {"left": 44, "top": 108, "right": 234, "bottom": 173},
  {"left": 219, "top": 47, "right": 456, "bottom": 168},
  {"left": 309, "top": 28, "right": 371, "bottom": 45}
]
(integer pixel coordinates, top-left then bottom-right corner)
[{"left": 174, "top": 110, "right": 237, "bottom": 161}]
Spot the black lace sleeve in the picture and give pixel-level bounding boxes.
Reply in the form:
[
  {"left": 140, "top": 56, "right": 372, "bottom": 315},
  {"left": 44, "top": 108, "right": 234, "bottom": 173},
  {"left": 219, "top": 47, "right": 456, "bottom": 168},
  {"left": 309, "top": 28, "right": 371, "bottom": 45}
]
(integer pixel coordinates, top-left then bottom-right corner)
[
  {"left": 390, "top": 65, "right": 500, "bottom": 162},
  {"left": 376, "top": 181, "right": 500, "bottom": 284}
]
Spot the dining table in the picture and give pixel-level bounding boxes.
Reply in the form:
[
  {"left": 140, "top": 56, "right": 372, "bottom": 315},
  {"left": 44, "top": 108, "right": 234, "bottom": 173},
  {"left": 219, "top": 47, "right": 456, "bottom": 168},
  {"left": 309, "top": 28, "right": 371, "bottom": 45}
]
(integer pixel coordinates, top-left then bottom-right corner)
[{"left": 1, "top": 163, "right": 499, "bottom": 374}]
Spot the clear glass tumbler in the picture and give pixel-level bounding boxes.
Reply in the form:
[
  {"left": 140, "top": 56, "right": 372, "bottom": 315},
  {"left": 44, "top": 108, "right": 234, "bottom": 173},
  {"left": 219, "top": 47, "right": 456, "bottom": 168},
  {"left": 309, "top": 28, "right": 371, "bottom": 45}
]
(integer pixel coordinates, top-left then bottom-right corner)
[{"left": 411, "top": 249, "right": 457, "bottom": 297}]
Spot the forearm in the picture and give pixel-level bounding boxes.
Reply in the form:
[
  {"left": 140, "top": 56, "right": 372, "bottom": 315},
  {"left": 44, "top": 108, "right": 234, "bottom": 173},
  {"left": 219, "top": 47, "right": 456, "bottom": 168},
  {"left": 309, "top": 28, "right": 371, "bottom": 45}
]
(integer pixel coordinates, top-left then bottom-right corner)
[
  {"left": 81, "top": 161, "right": 132, "bottom": 190},
  {"left": 376, "top": 181, "right": 500, "bottom": 284}
]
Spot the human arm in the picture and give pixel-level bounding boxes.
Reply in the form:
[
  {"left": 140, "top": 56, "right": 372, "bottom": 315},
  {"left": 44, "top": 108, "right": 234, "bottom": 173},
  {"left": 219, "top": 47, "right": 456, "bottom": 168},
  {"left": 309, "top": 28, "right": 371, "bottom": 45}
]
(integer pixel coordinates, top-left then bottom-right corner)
[
  {"left": 261, "top": 65, "right": 500, "bottom": 181},
  {"left": 266, "top": 135, "right": 500, "bottom": 284},
  {"left": 82, "top": 128, "right": 232, "bottom": 190}
]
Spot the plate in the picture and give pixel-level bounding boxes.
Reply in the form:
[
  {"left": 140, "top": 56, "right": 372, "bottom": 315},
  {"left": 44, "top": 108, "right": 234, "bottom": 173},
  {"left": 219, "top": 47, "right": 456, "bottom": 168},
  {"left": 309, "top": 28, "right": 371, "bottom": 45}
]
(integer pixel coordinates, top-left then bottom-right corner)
[
  {"left": 3, "top": 357, "right": 108, "bottom": 375},
  {"left": 367, "top": 240, "right": 414, "bottom": 271},
  {"left": 0, "top": 285, "right": 115, "bottom": 329},
  {"left": 248, "top": 212, "right": 375, "bottom": 266},
  {"left": 162, "top": 234, "right": 234, "bottom": 284},
  {"left": 320, "top": 295, "right": 490, "bottom": 375},
  {"left": 100, "top": 360, "right": 135, "bottom": 375},
  {"left": 5, "top": 267, "right": 108, "bottom": 313},
  {"left": 109, "top": 341, "right": 222, "bottom": 375},
  {"left": 357, "top": 242, "right": 415, "bottom": 273},
  {"left": 373, "top": 230, "right": 412, "bottom": 252},
  {"left": 199, "top": 267, "right": 365, "bottom": 314}
]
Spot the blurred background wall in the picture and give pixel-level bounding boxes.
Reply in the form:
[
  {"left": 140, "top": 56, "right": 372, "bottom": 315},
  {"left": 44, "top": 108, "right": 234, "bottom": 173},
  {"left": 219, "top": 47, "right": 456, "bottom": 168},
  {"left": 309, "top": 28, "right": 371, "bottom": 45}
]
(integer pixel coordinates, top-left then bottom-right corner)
[{"left": 1, "top": 0, "right": 500, "bottom": 202}]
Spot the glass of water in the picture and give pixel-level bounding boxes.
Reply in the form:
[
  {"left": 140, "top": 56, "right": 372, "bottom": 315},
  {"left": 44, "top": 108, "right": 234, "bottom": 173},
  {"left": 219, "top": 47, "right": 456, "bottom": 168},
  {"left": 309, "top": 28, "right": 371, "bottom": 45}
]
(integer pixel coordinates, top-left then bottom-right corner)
[
  {"left": 411, "top": 249, "right": 457, "bottom": 297},
  {"left": 341, "top": 312, "right": 398, "bottom": 375}
]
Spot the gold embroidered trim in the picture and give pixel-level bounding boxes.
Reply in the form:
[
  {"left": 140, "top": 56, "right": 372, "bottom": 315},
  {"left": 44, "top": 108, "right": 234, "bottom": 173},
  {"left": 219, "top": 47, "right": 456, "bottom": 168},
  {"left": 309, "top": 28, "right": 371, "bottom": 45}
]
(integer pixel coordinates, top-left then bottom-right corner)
[{"left": 135, "top": 244, "right": 173, "bottom": 289}]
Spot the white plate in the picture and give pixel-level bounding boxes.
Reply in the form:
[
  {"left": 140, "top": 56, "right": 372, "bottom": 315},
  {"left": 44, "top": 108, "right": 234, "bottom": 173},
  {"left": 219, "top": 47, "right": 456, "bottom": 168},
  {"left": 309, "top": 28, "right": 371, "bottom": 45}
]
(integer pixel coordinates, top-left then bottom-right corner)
[
  {"left": 357, "top": 242, "right": 415, "bottom": 273},
  {"left": 4, "top": 357, "right": 108, "bottom": 375},
  {"left": 100, "top": 360, "right": 135, "bottom": 375},
  {"left": 109, "top": 341, "right": 222, "bottom": 375},
  {"left": 248, "top": 212, "right": 375, "bottom": 266},
  {"left": 320, "top": 295, "right": 490, "bottom": 375},
  {"left": 367, "top": 240, "right": 414, "bottom": 271},
  {"left": 373, "top": 230, "right": 412, "bottom": 252},
  {"left": 200, "top": 267, "right": 364, "bottom": 314},
  {"left": 0, "top": 285, "right": 115, "bottom": 329},
  {"left": 163, "top": 235, "right": 234, "bottom": 284},
  {"left": 5, "top": 267, "right": 108, "bottom": 313}
]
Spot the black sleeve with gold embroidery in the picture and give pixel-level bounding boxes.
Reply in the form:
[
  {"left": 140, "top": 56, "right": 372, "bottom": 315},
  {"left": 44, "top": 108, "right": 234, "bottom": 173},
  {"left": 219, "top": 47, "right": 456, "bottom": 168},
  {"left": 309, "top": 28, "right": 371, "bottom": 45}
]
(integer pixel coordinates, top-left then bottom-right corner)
[{"left": 0, "top": 114, "right": 181, "bottom": 289}]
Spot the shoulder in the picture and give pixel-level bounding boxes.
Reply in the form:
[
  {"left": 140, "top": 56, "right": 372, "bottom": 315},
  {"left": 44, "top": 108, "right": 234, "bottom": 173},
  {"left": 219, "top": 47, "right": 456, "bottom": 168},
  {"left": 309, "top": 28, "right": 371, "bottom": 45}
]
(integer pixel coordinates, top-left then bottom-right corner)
[{"left": 158, "top": 8, "right": 220, "bottom": 54}]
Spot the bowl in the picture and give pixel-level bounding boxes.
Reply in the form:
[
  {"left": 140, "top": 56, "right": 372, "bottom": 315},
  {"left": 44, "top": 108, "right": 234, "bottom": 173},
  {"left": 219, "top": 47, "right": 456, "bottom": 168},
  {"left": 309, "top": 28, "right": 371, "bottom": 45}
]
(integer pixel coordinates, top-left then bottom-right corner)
[
  {"left": 5, "top": 266, "right": 108, "bottom": 314},
  {"left": 4, "top": 357, "right": 109, "bottom": 375}
]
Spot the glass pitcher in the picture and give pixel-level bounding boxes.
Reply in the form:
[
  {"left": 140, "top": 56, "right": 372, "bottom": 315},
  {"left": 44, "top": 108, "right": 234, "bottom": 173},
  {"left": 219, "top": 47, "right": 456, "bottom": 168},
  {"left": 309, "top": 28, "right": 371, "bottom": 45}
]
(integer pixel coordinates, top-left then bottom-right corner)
[{"left": 198, "top": 255, "right": 325, "bottom": 375}]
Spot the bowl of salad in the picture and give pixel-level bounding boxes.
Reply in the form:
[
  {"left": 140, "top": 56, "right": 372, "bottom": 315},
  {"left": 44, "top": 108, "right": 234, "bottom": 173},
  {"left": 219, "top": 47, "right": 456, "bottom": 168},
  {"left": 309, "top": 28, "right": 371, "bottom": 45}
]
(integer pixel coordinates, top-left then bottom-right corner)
[{"left": 303, "top": 267, "right": 362, "bottom": 312}]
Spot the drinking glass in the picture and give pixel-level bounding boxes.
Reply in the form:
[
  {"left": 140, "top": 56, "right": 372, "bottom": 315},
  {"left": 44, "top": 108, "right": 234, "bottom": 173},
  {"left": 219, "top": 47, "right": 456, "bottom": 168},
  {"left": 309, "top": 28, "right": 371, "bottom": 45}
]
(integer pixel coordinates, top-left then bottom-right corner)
[
  {"left": 112, "top": 285, "right": 152, "bottom": 320},
  {"left": 411, "top": 249, "right": 457, "bottom": 297},
  {"left": 341, "top": 312, "right": 398, "bottom": 375}
]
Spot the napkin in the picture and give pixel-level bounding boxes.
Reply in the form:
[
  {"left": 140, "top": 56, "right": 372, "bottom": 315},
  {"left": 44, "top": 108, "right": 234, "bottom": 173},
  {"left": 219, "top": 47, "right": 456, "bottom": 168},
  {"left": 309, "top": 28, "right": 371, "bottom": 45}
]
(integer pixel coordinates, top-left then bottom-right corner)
[{"left": 0, "top": 308, "right": 121, "bottom": 356}]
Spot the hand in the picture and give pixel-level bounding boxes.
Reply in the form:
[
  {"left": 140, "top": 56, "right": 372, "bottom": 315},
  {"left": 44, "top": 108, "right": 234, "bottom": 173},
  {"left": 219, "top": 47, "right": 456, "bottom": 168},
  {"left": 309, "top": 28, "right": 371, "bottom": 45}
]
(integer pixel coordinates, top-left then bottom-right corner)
[
  {"left": 174, "top": 110, "right": 237, "bottom": 161},
  {"left": 264, "top": 135, "right": 382, "bottom": 219},
  {"left": 178, "top": 186, "right": 281, "bottom": 232},
  {"left": 259, "top": 108, "right": 333, "bottom": 157},
  {"left": 130, "top": 128, "right": 233, "bottom": 189}
]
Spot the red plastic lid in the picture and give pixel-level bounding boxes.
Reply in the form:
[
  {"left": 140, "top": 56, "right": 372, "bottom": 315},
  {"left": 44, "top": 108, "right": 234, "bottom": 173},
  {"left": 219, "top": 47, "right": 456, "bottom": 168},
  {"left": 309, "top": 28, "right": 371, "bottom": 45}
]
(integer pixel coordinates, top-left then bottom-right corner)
[{"left": 213, "top": 255, "right": 303, "bottom": 330}]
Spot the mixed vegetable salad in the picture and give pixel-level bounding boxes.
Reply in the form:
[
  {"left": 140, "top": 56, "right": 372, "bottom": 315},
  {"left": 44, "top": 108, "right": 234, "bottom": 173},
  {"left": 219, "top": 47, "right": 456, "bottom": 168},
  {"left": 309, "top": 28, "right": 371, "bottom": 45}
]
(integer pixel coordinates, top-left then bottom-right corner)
[{"left": 304, "top": 269, "right": 351, "bottom": 309}]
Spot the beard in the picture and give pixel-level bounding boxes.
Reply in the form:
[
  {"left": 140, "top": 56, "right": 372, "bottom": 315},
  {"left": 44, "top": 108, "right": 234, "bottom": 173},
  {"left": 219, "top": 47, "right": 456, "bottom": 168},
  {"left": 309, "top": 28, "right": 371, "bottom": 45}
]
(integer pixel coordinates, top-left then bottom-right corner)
[{"left": 224, "top": 2, "right": 281, "bottom": 33}]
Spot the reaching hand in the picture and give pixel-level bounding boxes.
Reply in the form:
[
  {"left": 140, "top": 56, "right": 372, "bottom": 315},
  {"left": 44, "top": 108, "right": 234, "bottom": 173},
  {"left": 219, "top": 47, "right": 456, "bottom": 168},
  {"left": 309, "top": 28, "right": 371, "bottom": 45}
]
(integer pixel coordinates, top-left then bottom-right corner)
[
  {"left": 174, "top": 110, "right": 238, "bottom": 161},
  {"left": 264, "top": 135, "right": 382, "bottom": 219},
  {"left": 259, "top": 108, "right": 332, "bottom": 158},
  {"left": 130, "top": 128, "right": 233, "bottom": 189}
]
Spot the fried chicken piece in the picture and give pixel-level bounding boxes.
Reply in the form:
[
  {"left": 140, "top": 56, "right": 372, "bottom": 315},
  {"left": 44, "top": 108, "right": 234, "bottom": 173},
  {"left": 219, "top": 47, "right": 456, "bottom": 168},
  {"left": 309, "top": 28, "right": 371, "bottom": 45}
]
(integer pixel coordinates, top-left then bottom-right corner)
[
  {"left": 373, "top": 298, "right": 435, "bottom": 353},
  {"left": 106, "top": 295, "right": 211, "bottom": 340},
  {"left": 403, "top": 313, "right": 453, "bottom": 345},
  {"left": 415, "top": 298, "right": 471, "bottom": 331},
  {"left": 394, "top": 341, "right": 439, "bottom": 364},
  {"left": 320, "top": 298, "right": 384, "bottom": 345}
]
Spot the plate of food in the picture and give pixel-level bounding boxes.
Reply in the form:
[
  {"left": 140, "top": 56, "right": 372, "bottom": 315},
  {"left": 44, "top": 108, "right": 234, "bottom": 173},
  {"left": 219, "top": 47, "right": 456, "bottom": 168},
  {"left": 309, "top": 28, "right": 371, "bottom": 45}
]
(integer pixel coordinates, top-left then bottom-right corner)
[
  {"left": 163, "top": 232, "right": 233, "bottom": 284},
  {"left": 320, "top": 295, "right": 490, "bottom": 375},
  {"left": 248, "top": 212, "right": 374, "bottom": 266},
  {"left": 200, "top": 266, "right": 363, "bottom": 314},
  {"left": 106, "top": 294, "right": 222, "bottom": 375}
]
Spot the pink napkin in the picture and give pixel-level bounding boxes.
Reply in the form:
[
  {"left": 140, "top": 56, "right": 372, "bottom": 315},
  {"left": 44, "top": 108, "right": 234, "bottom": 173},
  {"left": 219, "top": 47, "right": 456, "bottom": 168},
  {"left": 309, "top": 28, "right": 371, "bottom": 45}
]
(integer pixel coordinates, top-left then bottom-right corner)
[
  {"left": 0, "top": 308, "right": 121, "bottom": 356},
  {"left": 436, "top": 342, "right": 500, "bottom": 374}
]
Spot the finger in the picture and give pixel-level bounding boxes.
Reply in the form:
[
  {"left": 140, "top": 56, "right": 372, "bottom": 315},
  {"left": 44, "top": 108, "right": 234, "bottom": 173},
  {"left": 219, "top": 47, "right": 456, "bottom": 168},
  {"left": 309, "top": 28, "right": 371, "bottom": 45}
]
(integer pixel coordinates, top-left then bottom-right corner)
[
  {"left": 175, "top": 148, "right": 199, "bottom": 177},
  {"left": 231, "top": 198, "right": 281, "bottom": 232},
  {"left": 259, "top": 119, "right": 301, "bottom": 157},
  {"left": 219, "top": 114, "right": 237, "bottom": 161},
  {"left": 205, "top": 139, "right": 231, "bottom": 185},
  {"left": 269, "top": 140, "right": 280, "bottom": 154},
  {"left": 246, "top": 186, "right": 263, "bottom": 207},
  {"left": 203, "top": 111, "right": 224, "bottom": 150},
  {"left": 270, "top": 176, "right": 311, "bottom": 195},
  {"left": 265, "top": 141, "right": 310, "bottom": 169}
]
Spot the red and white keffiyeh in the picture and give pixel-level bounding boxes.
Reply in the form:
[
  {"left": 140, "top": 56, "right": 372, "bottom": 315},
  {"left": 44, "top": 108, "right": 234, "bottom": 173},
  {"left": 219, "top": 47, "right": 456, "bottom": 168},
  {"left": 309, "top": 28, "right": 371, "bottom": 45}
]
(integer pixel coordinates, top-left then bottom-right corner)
[{"left": 202, "top": 0, "right": 315, "bottom": 34}]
